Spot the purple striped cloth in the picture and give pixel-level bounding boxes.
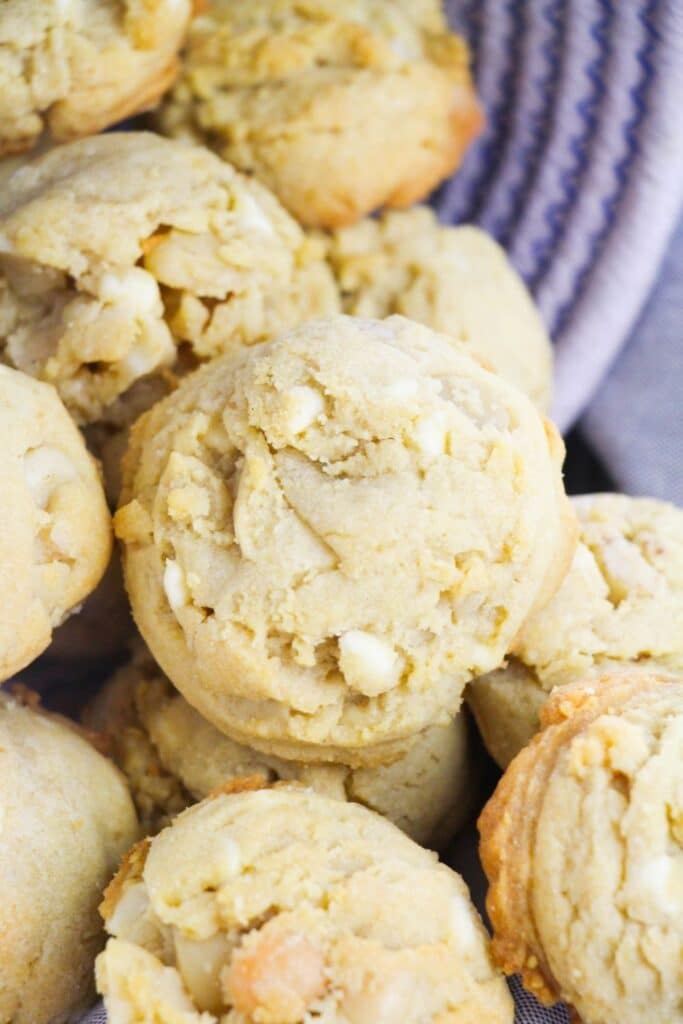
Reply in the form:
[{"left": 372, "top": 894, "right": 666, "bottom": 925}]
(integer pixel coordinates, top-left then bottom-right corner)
[{"left": 81, "top": 2, "right": 683, "bottom": 1021}]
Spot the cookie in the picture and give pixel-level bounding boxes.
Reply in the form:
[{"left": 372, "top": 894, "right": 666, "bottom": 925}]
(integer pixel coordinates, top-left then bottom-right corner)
[
  {"left": 0, "top": 132, "right": 339, "bottom": 423},
  {"left": 468, "top": 493, "right": 683, "bottom": 765},
  {"left": 0, "top": 365, "right": 111, "bottom": 681},
  {"left": 97, "top": 786, "right": 513, "bottom": 1023},
  {"left": 322, "top": 207, "right": 553, "bottom": 410},
  {"left": 479, "top": 671, "right": 683, "bottom": 1024},
  {"left": 158, "top": 0, "right": 483, "bottom": 227},
  {"left": 85, "top": 645, "right": 475, "bottom": 847},
  {"left": 0, "top": 0, "right": 192, "bottom": 155},
  {"left": 0, "top": 689, "right": 138, "bottom": 1024},
  {"left": 115, "top": 314, "right": 574, "bottom": 763}
]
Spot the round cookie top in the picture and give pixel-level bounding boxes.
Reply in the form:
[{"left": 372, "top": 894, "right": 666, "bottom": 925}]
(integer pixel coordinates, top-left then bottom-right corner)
[
  {"left": 0, "top": 132, "right": 338, "bottom": 422},
  {"left": 86, "top": 646, "right": 472, "bottom": 846},
  {"left": 0, "top": 690, "right": 138, "bottom": 1024},
  {"left": 0, "top": 0, "right": 192, "bottom": 155},
  {"left": 115, "top": 314, "right": 573, "bottom": 762},
  {"left": 516, "top": 492, "right": 683, "bottom": 688},
  {"left": 323, "top": 207, "right": 553, "bottom": 410},
  {"left": 479, "top": 672, "right": 683, "bottom": 1024},
  {"left": 97, "top": 787, "right": 513, "bottom": 1023},
  {"left": 0, "top": 365, "right": 111, "bottom": 681},
  {"left": 468, "top": 493, "right": 683, "bottom": 766},
  {"left": 158, "top": 0, "right": 482, "bottom": 227}
]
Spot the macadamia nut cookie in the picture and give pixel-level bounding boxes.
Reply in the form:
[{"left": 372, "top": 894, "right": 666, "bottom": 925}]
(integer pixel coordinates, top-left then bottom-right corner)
[
  {"left": 115, "top": 315, "right": 573, "bottom": 763},
  {"left": 468, "top": 493, "right": 683, "bottom": 765},
  {"left": 479, "top": 671, "right": 683, "bottom": 1024},
  {"left": 86, "top": 646, "right": 474, "bottom": 846},
  {"left": 158, "top": 0, "right": 483, "bottom": 227},
  {"left": 97, "top": 786, "right": 513, "bottom": 1023},
  {"left": 323, "top": 207, "right": 553, "bottom": 409},
  {"left": 0, "top": 690, "right": 138, "bottom": 1024},
  {"left": 0, "top": 132, "right": 339, "bottom": 423},
  {"left": 0, "top": 365, "right": 111, "bottom": 681},
  {"left": 0, "top": 0, "right": 192, "bottom": 155}
]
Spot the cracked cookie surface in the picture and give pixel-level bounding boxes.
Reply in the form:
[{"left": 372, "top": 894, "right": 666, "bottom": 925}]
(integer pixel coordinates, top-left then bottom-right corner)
[
  {"left": 468, "top": 493, "right": 683, "bottom": 765},
  {"left": 86, "top": 644, "right": 474, "bottom": 846},
  {"left": 97, "top": 786, "right": 513, "bottom": 1023},
  {"left": 321, "top": 207, "right": 553, "bottom": 410},
  {"left": 479, "top": 672, "right": 683, "bottom": 1024},
  {"left": 158, "top": 0, "right": 482, "bottom": 227},
  {"left": 115, "top": 314, "right": 573, "bottom": 763},
  {"left": 0, "top": 690, "right": 138, "bottom": 1024},
  {"left": 0, "top": 365, "right": 111, "bottom": 680},
  {"left": 0, "top": 132, "right": 338, "bottom": 423},
  {"left": 0, "top": 0, "right": 192, "bottom": 154}
]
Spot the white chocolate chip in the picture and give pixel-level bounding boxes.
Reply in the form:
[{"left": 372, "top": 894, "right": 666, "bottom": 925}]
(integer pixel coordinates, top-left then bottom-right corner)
[
  {"left": 284, "top": 386, "right": 325, "bottom": 434},
  {"left": 174, "top": 929, "right": 234, "bottom": 1013},
  {"left": 23, "top": 446, "right": 77, "bottom": 508},
  {"left": 338, "top": 630, "right": 402, "bottom": 696},
  {"left": 163, "top": 559, "right": 189, "bottom": 611},
  {"left": 237, "top": 192, "right": 275, "bottom": 236},
  {"left": 385, "top": 378, "right": 418, "bottom": 400},
  {"left": 98, "top": 268, "right": 161, "bottom": 313},
  {"left": 413, "top": 411, "right": 448, "bottom": 457},
  {"left": 107, "top": 883, "right": 152, "bottom": 939},
  {"left": 632, "top": 855, "right": 681, "bottom": 914}
]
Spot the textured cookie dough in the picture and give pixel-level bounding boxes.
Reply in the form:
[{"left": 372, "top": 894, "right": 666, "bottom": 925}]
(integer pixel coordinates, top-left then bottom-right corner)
[
  {"left": 97, "top": 786, "right": 513, "bottom": 1024},
  {"left": 0, "top": 365, "right": 111, "bottom": 681},
  {"left": 468, "top": 493, "right": 683, "bottom": 766},
  {"left": 0, "top": 132, "right": 339, "bottom": 423},
  {"left": 115, "top": 314, "right": 574, "bottom": 763},
  {"left": 0, "top": 689, "right": 138, "bottom": 1024},
  {"left": 0, "top": 0, "right": 192, "bottom": 155},
  {"left": 158, "top": 0, "right": 483, "bottom": 228},
  {"left": 86, "top": 646, "right": 475, "bottom": 846},
  {"left": 479, "top": 671, "right": 683, "bottom": 1024},
  {"left": 322, "top": 207, "right": 553, "bottom": 410}
]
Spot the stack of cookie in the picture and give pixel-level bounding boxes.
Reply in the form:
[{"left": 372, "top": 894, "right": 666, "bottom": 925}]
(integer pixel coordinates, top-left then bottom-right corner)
[{"left": 0, "top": 4, "right": 680, "bottom": 1024}]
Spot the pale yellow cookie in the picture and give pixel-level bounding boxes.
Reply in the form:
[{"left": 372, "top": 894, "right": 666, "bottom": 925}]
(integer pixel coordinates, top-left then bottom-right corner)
[
  {"left": 0, "top": 689, "right": 138, "bottom": 1024},
  {"left": 323, "top": 207, "right": 553, "bottom": 410},
  {"left": 158, "top": 0, "right": 483, "bottom": 228},
  {"left": 0, "top": 365, "right": 111, "bottom": 681},
  {"left": 97, "top": 786, "right": 513, "bottom": 1023},
  {"left": 468, "top": 493, "right": 683, "bottom": 765},
  {"left": 115, "top": 314, "right": 574, "bottom": 764},
  {"left": 86, "top": 645, "right": 475, "bottom": 847},
  {"left": 0, "top": 132, "right": 339, "bottom": 423},
  {"left": 479, "top": 671, "right": 683, "bottom": 1024},
  {"left": 0, "top": 0, "right": 192, "bottom": 155}
]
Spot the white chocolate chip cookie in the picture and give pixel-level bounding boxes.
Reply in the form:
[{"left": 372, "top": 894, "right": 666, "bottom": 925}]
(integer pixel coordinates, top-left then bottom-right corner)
[
  {"left": 0, "top": 132, "right": 339, "bottom": 423},
  {"left": 480, "top": 671, "right": 683, "bottom": 1024},
  {"left": 85, "top": 645, "right": 475, "bottom": 847},
  {"left": 468, "top": 493, "right": 683, "bottom": 765},
  {"left": 0, "top": 689, "right": 138, "bottom": 1024},
  {"left": 322, "top": 207, "right": 553, "bottom": 409},
  {"left": 158, "top": 0, "right": 483, "bottom": 227},
  {"left": 0, "top": 0, "right": 192, "bottom": 155},
  {"left": 97, "top": 786, "right": 513, "bottom": 1023},
  {"left": 115, "top": 315, "right": 574, "bottom": 763},
  {"left": 0, "top": 365, "right": 111, "bottom": 681}
]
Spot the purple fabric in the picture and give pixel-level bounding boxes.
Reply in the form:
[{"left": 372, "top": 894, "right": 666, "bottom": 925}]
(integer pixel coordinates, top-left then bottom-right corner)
[{"left": 439, "top": 0, "right": 683, "bottom": 431}]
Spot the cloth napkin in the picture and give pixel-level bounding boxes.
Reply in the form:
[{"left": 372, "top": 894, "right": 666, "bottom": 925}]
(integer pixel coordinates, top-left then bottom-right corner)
[{"left": 79, "top": 2, "right": 683, "bottom": 1020}]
